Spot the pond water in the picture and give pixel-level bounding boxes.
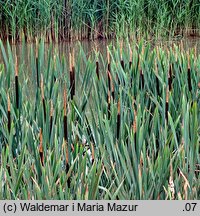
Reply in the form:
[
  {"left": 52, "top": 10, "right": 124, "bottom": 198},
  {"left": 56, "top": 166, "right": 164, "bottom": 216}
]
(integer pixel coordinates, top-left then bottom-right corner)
[{"left": 0, "top": 37, "right": 200, "bottom": 65}]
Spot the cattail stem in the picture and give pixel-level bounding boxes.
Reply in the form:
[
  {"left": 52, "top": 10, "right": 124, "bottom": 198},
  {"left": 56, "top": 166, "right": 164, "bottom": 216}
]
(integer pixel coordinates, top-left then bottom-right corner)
[
  {"left": 107, "top": 90, "right": 111, "bottom": 119},
  {"left": 187, "top": 53, "right": 192, "bottom": 91},
  {"left": 154, "top": 59, "right": 159, "bottom": 94},
  {"left": 41, "top": 75, "right": 46, "bottom": 121},
  {"left": 132, "top": 98, "right": 137, "bottom": 146},
  {"left": 165, "top": 87, "right": 169, "bottom": 123},
  {"left": 36, "top": 57, "right": 39, "bottom": 87},
  {"left": 69, "top": 51, "right": 75, "bottom": 99},
  {"left": 107, "top": 64, "right": 111, "bottom": 88},
  {"left": 35, "top": 41, "right": 39, "bottom": 88},
  {"left": 7, "top": 93, "right": 11, "bottom": 133},
  {"left": 15, "top": 56, "right": 19, "bottom": 109},
  {"left": 63, "top": 115, "right": 68, "bottom": 141},
  {"left": 117, "top": 99, "right": 121, "bottom": 139},
  {"left": 50, "top": 100, "right": 53, "bottom": 135},
  {"left": 107, "top": 46, "right": 111, "bottom": 91},
  {"left": 63, "top": 86, "right": 68, "bottom": 141},
  {"left": 72, "top": 66, "right": 75, "bottom": 97},
  {"left": 63, "top": 86, "right": 71, "bottom": 187}
]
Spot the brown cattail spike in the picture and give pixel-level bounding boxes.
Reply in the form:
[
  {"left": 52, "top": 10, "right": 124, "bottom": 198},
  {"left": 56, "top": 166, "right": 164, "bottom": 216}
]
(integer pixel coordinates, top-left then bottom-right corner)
[
  {"left": 63, "top": 85, "right": 70, "bottom": 187},
  {"left": 91, "top": 143, "right": 95, "bottom": 164},
  {"left": 168, "top": 64, "right": 172, "bottom": 91},
  {"left": 39, "top": 129, "right": 44, "bottom": 166},
  {"left": 64, "top": 139, "right": 70, "bottom": 187},
  {"left": 139, "top": 56, "right": 144, "bottom": 89},
  {"left": 96, "top": 61, "right": 99, "bottom": 79}
]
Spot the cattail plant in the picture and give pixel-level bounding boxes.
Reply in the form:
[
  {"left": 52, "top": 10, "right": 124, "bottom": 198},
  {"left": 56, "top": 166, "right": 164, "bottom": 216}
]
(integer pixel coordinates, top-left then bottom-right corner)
[
  {"left": 49, "top": 100, "right": 53, "bottom": 136},
  {"left": 132, "top": 98, "right": 137, "bottom": 145},
  {"left": 35, "top": 40, "right": 39, "bottom": 88},
  {"left": 15, "top": 56, "right": 19, "bottom": 110},
  {"left": 40, "top": 74, "right": 46, "bottom": 121},
  {"left": 187, "top": 52, "right": 192, "bottom": 92},
  {"left": 107, "top": 47, "right": 112, "bottom": 118},
  {"left": 94, "top": 43, "right": 100, "bottom": 79},
  {"left": 139, "top": 53, "right": 144, "bottom": 89},
  {"left": 168, "top": 63, "right": 173, "bottom": 91},
  {"left": 107, "top": 47, "right": 111, "bottom": 92},
  {"left": 165, "top": 87, "right": 169, "bottom": 123},
  {"left": 69, "top": 50, "right": 75, "bottom": 100},
  {"left": 154, "top": 57, "right": 159, "bottom": 94},
  {"left": 63, "top": 85, "right": 68, "bottom": 143},
  {"left": 116, "top": 99, "right": 121, "bottom": 140},
  {"left": 63, "top": 85, "right": 70, "bottom": 187},
  {"left": 96, "top": 60, "right": 99, "bottom": 80},
  {"left": 7, "top": 93, "right": 11, "bottom": 133},
  {"left": 107, "top": 90, "right": 111, "bottom": 119},
  {"left": 91, "top": 143, "right": 95, "bottom": 164}
]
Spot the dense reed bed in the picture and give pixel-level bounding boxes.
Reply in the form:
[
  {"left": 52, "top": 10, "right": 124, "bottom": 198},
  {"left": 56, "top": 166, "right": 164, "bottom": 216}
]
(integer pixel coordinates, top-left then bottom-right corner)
[
  {"left": 0, "top": 39, "right": 199, "bottom": 199},
  {"left": 0, "top": 0, "right": 200, "bottom": 43}
]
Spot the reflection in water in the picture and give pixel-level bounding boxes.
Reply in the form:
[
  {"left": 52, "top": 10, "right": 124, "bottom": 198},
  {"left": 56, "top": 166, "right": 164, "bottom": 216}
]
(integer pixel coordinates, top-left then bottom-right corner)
[{"left": 0, "top": 38, "right": 200, "bottom": 66}]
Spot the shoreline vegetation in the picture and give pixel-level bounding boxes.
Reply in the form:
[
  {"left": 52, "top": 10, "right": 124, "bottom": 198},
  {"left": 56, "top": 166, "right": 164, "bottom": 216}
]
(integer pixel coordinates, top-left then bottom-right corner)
[
  {"left": 0, "top": 0, "right": 200, "bottom": 43},
  {"left": 0, "top": 39, "right": 199, "bottom": 199}
]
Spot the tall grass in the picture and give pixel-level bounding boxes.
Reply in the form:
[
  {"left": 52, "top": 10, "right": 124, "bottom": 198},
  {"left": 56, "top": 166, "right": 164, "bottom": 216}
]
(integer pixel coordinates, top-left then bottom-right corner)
[
  {"left": 0, "top": 0, "right": 200, "bottom": 42},
  {"left": 0, "top": 39, "right": 199, "bottom": 199}
]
